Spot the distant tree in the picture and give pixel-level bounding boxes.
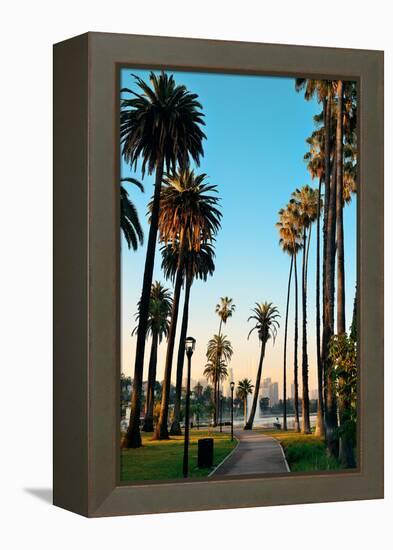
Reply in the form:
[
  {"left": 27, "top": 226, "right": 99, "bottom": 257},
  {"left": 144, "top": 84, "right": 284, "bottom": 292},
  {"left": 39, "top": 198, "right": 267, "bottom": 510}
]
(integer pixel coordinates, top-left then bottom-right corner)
[
  {"left": 245, "top": 302, "right": 280, "bottom": 430},
  {"left": 237, "top": 378, "right": 254, "bottom": 426},
  {"left": 259, "top": 397, "right": 270, "bottom": 413}
]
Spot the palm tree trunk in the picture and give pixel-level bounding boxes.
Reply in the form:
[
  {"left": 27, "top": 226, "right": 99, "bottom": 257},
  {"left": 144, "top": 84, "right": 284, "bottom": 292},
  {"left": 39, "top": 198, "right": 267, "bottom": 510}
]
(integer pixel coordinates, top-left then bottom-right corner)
[
  {"left": 154, "top": 248, "right": 185, "bottom": 440},
  {"left": 122, "top": 158, "right": 164, "bottom": 449},
  {"left": 335, "top": 80, "right": 355, "bottom": 467},
  {"left": 142, "top": 332, "right": 158, "bottom": 432},
  {"left": 315, "top": 176, "right": 325, "bottom": 438},
  {"left": 336, "top": 80, "right": 346, "bottom": 336},
  {"left": 324, "top": 148, "right": 339, "bottom": 457},
  {"left": 213, "top": 377, "right": 218, "bottom": 426},
  {"left": 215, "top": 319, "right": 223, "bottom": 424},
  {"left": 322, "top": 92, "right": 331, "bottom": 357},
  {"left": 293, "top": 250, "right": 301, "bottom": 432},
  {"left": 283, "top": 255, "right": 294, "bottom": 431},
  {"left": 244, "top": 341, "right": 266, "bottom": 430},
  {"left": 244, "top": 398, "right": 247, "bottom": 427},
  {"left": 216, "top": 376, "right": 220, "bottom": 427},
  {"left": 301, "top": 229, "right": 311, "bottom": 434},
  {"left": 170, "top": 272, "right": 192, "bottom": 435}
]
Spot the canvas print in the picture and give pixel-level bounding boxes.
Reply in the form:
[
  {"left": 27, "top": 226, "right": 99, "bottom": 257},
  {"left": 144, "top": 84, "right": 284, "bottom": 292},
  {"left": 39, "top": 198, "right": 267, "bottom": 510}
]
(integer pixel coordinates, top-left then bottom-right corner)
[{"left": 119, "top": 69, "right": 358, "bottom": 483}]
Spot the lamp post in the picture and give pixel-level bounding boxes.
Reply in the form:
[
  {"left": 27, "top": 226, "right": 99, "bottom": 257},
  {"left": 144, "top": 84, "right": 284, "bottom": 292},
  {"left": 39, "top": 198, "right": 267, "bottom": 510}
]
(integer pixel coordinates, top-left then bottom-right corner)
[
  {"left": 230, "top": 381, "right": 235, "bottom": 441},
  {"left": 183, "top": 336, "right": 196, "bottom": 478}
]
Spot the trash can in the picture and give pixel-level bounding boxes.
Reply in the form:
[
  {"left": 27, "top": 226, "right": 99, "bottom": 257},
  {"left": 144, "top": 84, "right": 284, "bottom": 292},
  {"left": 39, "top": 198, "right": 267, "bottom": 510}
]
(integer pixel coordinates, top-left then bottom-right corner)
[{"left": 198, "top": 438, "right": 214, "bottom": 468}]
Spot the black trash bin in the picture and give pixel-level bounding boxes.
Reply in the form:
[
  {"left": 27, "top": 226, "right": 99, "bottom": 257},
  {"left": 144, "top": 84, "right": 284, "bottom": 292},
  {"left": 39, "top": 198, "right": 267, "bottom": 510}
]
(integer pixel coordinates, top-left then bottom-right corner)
[{"left": 198, "top": 438, "right": 214, "bottom": 468}]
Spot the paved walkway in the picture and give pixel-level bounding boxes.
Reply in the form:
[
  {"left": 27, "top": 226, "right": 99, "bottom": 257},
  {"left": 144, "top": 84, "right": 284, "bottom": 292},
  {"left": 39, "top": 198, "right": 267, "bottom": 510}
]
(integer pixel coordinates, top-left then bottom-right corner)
[{"left": 212, "top": 430, "right": 289, "bottom": 476}]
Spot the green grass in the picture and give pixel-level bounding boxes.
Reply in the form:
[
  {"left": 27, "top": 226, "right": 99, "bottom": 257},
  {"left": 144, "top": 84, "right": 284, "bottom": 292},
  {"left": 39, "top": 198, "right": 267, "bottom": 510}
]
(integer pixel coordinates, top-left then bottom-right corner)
[
  {"left": 120, "top": 429, "right": 237, "bottom": 482},
  {"left": 260, "top": 429, "right": 342, "bottom": 472}
]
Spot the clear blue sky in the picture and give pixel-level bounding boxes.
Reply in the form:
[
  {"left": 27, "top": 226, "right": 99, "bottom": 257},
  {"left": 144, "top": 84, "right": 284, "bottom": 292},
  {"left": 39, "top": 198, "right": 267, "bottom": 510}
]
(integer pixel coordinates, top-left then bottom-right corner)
[{"left": 120, "top": 68, "right": 357, "bottom": 397}]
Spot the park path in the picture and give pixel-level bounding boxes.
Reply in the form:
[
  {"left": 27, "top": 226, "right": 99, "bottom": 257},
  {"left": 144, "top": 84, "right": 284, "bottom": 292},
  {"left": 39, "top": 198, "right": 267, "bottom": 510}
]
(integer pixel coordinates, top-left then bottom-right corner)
[{"left": 212, "top": 430, "right": 289, "bottom": 476}]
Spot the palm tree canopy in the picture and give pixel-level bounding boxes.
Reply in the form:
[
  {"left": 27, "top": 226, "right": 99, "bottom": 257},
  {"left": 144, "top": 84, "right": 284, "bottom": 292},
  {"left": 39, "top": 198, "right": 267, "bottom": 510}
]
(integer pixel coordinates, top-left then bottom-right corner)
[
  {"left": 203, "top": 361, "right": 229, "bottom": 385},
  {"left": 276, "top": 206, "right": 303, "bottom": 255},
  {"left": 304, "top": 128, "right": 325, "bottom": 181},
  {"left": 132, "top": 281, "right": 173, "bottom": 342},
  {"left": 294, "top": 78, "right": 330, "bottom": 102},
  {"left": 206, "top": 334, "right": 234, "bottom": 365},
  {"left": 248, "top": 302, "right": 280, "bottom": 344},
  {"left": 120, "top": 178, "right": 144, "bottom": 250},
  {"left": 290, "top": 186, "right": 320, "bottom": 233},
  {"left": 237, "top": 378, "right": 254, "bottom": 400},
  {"left": 120, "top": 72, "right": 206, "bottom": 176},
  {"left": 161, "top": 241, "right": 216, "bottom": 284},
  {"left": 215, "top": 296, "right": 236, "bottom": 325},
  {"left": 152, "top": 169, "right": 222, "bottom": 253}
]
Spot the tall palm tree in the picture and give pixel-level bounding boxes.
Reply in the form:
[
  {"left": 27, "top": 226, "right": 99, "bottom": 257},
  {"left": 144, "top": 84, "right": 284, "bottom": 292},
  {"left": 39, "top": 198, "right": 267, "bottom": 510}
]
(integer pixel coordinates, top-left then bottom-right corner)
[
  {"left": 277, "top": 206, "right": 302, "bottom": 432},
  {"left": 245, "top": 302, "right": 280, "bottom": 430},
  {"left": 131, "top": 282, "right": 172, "bottom": 432},
  {"left": 205, "top": 333, "right": 233, "bottom": 424},
  {"left": 237, "top": 379, "right": 254, "bottom": 427},
  {"left": 276, "top": 209, "right": 302, "bottom": 431},
  {"left": 204, "top": 361, "right": 229, "bottom": 393},
  {"left": 304, "top": 130, "right": 326, "bottom": 437},
  {"left": 336, "top": 81, "right": 359, "bottom": 466},
  {"left": 290, "top": 186, "right": 319, "bottom": 434},
  {"left": 295, "top": 79, "right": 336, "bottom": 440},
  {"left": 204, "top": 360, "right": 229, "bottom": 426},
  {"left": 335, "top": 80, "right": 345, "bottom": 336},
  {"left": 120, "top": 178, "right": 144, "bottom": 250},
  {"left": 324, "top": 139, "right": 339, "bottom": 456},
  {"left": 215, "top": 297, "right": 236, "bottom": 335},
  {"left": 164, "top": 242, "right": 216, "bottom": 435},
  {"left": 206, "top": 334, "right": 234, "bottom": 372},
  {"left": 214, "top": 297, "right": 236, "bottom": 424},
  {"left": 324, "top": 83, "right": 356, "bottom": 458},
  {"left": 121, "top": 72, "right": 206, "bottom": 448},
  {"left": 153, "top": 170, "right": 221, "bottom": 440}
]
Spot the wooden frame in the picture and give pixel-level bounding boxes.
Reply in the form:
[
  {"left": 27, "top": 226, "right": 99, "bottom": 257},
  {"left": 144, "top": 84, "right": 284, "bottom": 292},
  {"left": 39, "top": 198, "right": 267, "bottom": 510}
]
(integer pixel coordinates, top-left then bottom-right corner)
[{"left": 53, "top": 32, "right": 384, "bottom": 517}]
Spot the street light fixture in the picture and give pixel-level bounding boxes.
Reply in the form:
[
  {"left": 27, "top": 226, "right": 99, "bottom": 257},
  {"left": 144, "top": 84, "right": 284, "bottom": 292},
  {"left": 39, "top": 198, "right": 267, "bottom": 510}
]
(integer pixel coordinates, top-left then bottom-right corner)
[
  {"left": 230, "top": 381, "right": 235, "bottom": 441},
  {"left": 183, "top": 336, "right": 196, "bottom": 478}
]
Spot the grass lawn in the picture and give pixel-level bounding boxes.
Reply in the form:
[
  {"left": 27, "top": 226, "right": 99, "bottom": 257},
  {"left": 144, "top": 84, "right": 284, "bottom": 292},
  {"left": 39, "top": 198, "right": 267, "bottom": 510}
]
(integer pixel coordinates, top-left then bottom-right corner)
[
  {"left": 120, "top": 428, "right": 237, "bottom": 482},
  {"left": 260, "top": 429, "right": 342, "bottom": 472}
]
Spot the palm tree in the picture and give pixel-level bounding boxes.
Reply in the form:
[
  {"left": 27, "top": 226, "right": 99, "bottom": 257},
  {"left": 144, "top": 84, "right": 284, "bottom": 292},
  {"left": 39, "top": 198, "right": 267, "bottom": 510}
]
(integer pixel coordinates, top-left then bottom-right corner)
[
  {"left": 203, "top": 361, "right": 229, "bottom": 386},
  {"left": 237, "top": 379, "right": 254, "bottom": 427},
  {"left": 335, "top": 80, "right": 345, "bottom": 337},
  {"left": 245, "top": 302, "right": 280, "bottom": 430},
  {"left": 206, "top": 334, "right": 234, "bottom": 371},
  {"left": 153, "top": 170, "right": 221, "bottom": 440},
  {"left": 304, "top": 130, "right": 326, "bottom": 437},
  {"left": 291, "top": 190, "right": 318, "bottom": 433},
  {"left": 205, "top": 333, "right": 233, "bottom": 425},
  {"left": 296, "top": 79, "right": 335, "bottom": 440},
  {"left": 277, "top": 206, "right": 302, "bottom": 432},
  {"left": 276, "top": 210, "right": 302, "bottom": 431},
  {"left": 203, "top": 360, "right": 229, "bottom": 411},
  {"left": 336, "top": 81, "right": 359, "bottom": 466},
  {"left": 121, "top": 72, "right": 206, "bottom": 448},
  {"left": 214, "top": 297, "right": 236, "bottom": 423},
  {"left": 215, "top": 297, "right": 236, "bottom": 335},
  {"left": 120, "top": 178, "right": 144, "bottom": 250},
  {"left": 165, "top": 242, "right": 216, "bottom": 435},
  {"left": 324, "top": 83, "right": 356, "bottom": 457},
  {"left": 290, "top": 186, "right": 319, "bottom": 434},
  {"left": 131, "top": 282, "right": 172, "bottom": 432}
]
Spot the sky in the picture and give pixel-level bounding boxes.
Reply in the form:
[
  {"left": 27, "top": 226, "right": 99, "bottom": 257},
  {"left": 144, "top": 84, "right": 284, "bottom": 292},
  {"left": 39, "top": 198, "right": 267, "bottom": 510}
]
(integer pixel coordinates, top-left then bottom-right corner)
[{"left": 120, "top": 68, "right": 357, "bottom": 398}]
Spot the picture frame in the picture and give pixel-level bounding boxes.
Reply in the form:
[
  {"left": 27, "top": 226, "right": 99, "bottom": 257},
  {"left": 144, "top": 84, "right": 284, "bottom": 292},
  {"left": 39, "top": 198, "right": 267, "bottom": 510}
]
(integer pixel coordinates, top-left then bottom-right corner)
[{"left": 53, "top": 32, "right": 384, "bottom": 517}]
